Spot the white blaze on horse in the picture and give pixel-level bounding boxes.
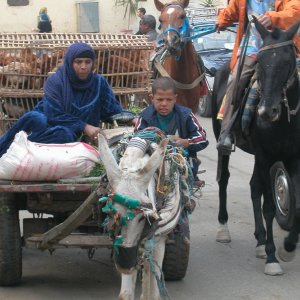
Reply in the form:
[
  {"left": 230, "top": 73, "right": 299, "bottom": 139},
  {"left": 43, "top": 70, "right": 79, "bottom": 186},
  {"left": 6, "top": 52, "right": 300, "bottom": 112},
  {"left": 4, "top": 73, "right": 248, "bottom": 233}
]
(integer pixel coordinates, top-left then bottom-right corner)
[{"left": 98, "top": 133, "right": 189, "bottom": 300}]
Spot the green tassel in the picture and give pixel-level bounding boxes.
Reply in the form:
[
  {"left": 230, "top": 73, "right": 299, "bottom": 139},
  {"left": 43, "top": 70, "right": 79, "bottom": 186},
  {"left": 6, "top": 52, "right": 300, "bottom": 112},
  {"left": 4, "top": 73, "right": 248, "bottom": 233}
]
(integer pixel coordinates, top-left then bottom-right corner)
[
  {"left": 102, "top": 201, "right": 117, "bottom": 215},
  {"left": 121, "top": 215, "right": 127, "bottom": 226},
  {"left": 113, "top": 193, "right": 141, "bottom": 209},
  {"left": 98, "top": 196, "right": 108, "bottom": 203}
]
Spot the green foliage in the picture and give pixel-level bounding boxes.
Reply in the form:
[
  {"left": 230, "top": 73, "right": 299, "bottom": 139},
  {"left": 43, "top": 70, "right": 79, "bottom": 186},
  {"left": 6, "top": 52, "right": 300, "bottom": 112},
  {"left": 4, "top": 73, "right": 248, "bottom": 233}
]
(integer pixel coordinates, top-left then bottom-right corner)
[
  {"left": 88, "top": 162, "right": 105, "bottom": 177},
  {"left": 129, "top": 105, "right": 143, "bottom": 115},
  {"left": 114, "top": 0, "right": 139, "bottom": 19}
]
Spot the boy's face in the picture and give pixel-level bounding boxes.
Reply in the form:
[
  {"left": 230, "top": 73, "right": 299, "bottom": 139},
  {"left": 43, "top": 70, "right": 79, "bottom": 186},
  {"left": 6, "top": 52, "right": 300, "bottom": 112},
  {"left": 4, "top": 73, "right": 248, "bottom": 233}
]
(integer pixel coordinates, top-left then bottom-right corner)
[
  {"left": 137, "top": 10, "right": 144, "bottom": 18},
  {"left": 151, "top": 88, "right": 177, "bottom": 116}
]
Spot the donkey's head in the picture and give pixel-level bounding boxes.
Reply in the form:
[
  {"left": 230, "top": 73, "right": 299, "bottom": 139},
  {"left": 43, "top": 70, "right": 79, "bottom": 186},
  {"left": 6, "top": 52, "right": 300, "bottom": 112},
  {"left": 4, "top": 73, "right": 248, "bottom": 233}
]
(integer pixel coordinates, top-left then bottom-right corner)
[
  {"left": 98, "top": 134, "right": 168, "bottom": 274},
  {"left": 155, "top": 0, "right": 190, "bottom": 57},
  {"left": 254, "top": 17, "right": 300, "bottom": 122}
]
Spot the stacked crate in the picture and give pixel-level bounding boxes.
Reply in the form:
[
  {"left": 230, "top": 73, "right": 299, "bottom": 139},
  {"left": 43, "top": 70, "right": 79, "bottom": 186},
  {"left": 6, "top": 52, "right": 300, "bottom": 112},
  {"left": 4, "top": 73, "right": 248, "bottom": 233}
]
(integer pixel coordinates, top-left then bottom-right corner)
[{"left": 0, "top": 33, "right": 153, "bottom": 134}]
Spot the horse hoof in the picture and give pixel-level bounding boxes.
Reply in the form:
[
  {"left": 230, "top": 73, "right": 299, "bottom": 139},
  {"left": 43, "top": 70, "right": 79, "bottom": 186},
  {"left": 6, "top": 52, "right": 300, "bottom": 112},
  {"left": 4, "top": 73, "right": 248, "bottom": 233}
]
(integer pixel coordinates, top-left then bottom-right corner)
[
  {"left": 278, "top": 245, "right": 296, "bottom": 262},
  {"left": 216, "top": 224, "right": 231, "bottom": 243},
  {"left": 264, "top": 263, "right": 283, "bottom": 276},
  {"left": 255, "top": 245, "right": 267, "bottom": 259}
]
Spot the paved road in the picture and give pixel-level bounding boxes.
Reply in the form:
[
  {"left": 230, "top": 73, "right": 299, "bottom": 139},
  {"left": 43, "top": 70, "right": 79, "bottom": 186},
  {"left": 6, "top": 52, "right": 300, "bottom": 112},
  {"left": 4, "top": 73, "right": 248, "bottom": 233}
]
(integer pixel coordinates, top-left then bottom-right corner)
[{"left": 1, "top": 116, "right": 299, "bottom": 300}]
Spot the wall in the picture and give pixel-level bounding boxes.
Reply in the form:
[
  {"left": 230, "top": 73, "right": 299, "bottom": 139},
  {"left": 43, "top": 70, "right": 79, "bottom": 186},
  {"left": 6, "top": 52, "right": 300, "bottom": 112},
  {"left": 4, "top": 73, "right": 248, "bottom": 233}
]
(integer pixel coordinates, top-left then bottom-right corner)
[{"left": 0, "top": 0, "right": 227, "bottom": 33}]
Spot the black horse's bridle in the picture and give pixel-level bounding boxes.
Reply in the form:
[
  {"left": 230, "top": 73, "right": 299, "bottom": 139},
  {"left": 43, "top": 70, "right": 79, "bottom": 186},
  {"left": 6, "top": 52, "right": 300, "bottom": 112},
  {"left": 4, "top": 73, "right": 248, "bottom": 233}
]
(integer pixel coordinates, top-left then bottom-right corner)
[{"left": 257, "top": 40, "right": 299, "bottom": 122}]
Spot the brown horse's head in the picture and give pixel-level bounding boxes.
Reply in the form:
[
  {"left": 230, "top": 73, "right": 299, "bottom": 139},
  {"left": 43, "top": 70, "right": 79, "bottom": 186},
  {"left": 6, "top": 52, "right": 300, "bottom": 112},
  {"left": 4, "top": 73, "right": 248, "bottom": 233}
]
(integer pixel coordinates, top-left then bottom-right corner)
[{"left": 155, "top": 0, "right": 190, "bottom": 57}]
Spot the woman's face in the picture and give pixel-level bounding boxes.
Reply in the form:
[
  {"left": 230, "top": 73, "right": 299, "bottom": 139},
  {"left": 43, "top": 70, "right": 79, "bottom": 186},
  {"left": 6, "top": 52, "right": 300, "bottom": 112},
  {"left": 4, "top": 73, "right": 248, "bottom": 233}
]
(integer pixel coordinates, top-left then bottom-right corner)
[{"left": 72, "top": 58, "right": 93, "bottom": 80}]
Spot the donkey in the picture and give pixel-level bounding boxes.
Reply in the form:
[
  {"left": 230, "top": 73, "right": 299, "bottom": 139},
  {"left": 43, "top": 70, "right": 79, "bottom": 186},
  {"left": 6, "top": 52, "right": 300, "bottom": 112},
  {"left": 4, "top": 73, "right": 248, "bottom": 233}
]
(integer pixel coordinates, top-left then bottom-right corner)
[
  {"left": 98, "top": 133, "right": 187, "bottom": 300},
  {"left": 212, "top": 18, "right": 300, "bottom": 275},
  {"left": 153, "top": 0, "right": 206, "bottom": 113}
]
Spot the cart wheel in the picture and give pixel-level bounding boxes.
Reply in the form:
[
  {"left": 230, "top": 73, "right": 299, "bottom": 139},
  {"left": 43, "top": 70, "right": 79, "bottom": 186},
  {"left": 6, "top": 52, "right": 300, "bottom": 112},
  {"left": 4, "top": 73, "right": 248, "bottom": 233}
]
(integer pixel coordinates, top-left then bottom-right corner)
[
  {"left": 0, "top": 193, "right": 22, "bottom": 286},
  {"left": 270, "top": 162, "right": 295, "bottom": 231},
  {"left": 163, "top": 221, "right": 190, "bottom": 281},
  {"left": 198, "top": 90, "right": 212, "bottom": 117}
]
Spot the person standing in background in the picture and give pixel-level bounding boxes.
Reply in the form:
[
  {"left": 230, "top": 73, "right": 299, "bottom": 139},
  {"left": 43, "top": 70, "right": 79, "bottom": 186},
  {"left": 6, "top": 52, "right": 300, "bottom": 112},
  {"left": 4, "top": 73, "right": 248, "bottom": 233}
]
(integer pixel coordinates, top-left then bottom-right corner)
[
  {"left": 140, "top": 14, "right": 158, "bottom": 42},
  {"left": 37, "top": 7, "right": 52, "bottom": 33},
  {"left": 135, "top": 7, "right": 146, "bottom": 35}
]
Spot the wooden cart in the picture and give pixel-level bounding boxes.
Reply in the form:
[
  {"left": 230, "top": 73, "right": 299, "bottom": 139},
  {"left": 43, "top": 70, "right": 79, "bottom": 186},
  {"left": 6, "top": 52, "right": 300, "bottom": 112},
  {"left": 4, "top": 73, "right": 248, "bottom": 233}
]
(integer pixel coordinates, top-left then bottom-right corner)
[{"left": 0, "top": 33, "right": 152, "bottom": 286}]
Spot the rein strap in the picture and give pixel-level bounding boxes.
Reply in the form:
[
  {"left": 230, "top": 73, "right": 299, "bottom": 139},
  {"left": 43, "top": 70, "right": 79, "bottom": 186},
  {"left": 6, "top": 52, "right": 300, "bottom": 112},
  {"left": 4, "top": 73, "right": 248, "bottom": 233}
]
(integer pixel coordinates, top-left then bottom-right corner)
[
  {"left": 154, "top": 59, "right": 205, "bottom": 90},
  {"left": 259, "top": 40, "right": 294, "bottom": 53}
]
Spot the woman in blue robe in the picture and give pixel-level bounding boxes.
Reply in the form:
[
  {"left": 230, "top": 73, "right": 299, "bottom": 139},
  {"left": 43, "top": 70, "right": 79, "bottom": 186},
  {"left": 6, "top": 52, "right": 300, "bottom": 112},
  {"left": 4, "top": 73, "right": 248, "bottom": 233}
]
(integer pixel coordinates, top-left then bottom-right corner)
[{"left": 0, "top": 42, "right": 123, "bottom": 157}]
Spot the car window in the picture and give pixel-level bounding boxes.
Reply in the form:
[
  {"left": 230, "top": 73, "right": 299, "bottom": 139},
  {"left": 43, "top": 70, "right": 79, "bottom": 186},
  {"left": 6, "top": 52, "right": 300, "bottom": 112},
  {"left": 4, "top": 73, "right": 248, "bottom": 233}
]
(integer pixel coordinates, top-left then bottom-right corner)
[{"left": 192, "top": 28, "right": 236, "bottom": 51}]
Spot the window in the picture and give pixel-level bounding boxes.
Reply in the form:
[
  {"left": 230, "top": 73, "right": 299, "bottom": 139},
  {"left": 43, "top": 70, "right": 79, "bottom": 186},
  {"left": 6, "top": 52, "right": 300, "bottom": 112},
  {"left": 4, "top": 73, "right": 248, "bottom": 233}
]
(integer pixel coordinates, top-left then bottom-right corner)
[{"left": 7, "top": 0, "right": 29, "bottom": 6}]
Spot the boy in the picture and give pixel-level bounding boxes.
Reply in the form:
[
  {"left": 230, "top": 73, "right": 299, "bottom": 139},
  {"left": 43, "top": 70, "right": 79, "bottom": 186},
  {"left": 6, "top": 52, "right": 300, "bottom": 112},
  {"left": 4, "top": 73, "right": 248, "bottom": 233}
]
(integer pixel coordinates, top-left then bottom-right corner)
[
  {"left": 134, "top": 77, "right": 208, "bottom": 186},
  {"left": 135, "top": 7, "right": 146, "bottom": 35}
]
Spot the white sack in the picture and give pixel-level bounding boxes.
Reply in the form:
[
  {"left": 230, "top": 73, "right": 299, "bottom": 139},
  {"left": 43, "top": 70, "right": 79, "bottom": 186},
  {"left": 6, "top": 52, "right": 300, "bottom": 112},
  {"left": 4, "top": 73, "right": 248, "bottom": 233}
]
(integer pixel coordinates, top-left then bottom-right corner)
[{"left": 0, "top": 131, "right": 100, "bottom": 181}]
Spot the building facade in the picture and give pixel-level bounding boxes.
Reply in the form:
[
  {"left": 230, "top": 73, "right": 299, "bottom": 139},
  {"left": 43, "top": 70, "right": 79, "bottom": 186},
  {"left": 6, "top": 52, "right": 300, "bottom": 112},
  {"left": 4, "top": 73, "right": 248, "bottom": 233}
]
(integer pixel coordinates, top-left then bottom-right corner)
[{"left": 0, "top": 0, "right": 226, "bottom": 33}]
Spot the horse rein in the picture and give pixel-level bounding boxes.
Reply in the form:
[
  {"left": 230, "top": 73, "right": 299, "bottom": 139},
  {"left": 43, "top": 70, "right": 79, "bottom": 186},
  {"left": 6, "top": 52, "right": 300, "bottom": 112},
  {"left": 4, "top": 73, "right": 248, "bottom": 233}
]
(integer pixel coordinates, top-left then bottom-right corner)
[
  {"left": 258, "top": 40, "right": 294, "bottom": 53},
  {"left": 153, "top": 57, "right": 205, "bottom": 90}
]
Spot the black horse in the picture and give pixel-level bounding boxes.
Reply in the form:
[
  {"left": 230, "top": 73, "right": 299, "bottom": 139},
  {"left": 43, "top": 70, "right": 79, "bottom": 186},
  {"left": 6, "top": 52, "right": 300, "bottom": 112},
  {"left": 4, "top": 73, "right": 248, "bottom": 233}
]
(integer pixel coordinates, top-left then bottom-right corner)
[{"left": 212, "top": 18, "right": 300, "bottom": 275}]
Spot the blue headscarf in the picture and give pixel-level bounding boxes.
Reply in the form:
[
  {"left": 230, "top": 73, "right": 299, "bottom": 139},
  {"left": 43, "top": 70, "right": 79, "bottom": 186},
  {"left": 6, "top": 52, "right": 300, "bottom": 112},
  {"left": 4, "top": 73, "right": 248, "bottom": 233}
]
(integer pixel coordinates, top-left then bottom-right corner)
[
  {"left": 44, "top": 42, "right": 99, "bottom": 114},
  {"left": 39, "top": 7, "right": 50, "bottom": 21}
]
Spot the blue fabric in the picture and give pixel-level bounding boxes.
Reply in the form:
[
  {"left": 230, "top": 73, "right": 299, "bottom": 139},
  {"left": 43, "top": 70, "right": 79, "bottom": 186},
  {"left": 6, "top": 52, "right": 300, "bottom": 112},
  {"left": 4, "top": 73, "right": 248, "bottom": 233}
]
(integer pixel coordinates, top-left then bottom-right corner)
[
  {"left": 39, "top": 13, "right": 50, "bottom": 22},
  {"left": 0, "top": 42, "right": 122, "bottom": 157},
  {"left": 240, "top": 0, "right": 275, "bottom": 56}
]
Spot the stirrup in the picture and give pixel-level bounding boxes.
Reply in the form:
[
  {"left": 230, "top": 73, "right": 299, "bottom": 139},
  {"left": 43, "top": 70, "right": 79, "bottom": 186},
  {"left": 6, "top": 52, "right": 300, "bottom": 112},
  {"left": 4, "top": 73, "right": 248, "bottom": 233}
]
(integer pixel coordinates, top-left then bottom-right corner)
[{"left": 217, "top": 134, "right": 236, "bottom": 155}]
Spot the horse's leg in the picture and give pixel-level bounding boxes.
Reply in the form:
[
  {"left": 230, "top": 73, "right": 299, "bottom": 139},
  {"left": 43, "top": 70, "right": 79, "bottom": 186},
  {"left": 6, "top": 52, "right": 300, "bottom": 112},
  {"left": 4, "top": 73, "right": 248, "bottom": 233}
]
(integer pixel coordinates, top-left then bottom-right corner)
[
  {"left": 257, "top": 160, "right": 283, "bottom": 275},
  {"left": 141, "top": 236, "right": 167, "bottom": 300},
  {"left": 250, "top": 163, "right": 266, "bottom": 258},
  {"left": 279, "top": 216, "right": 300, "bottom": 262},
  {"left": 119, "top": 271, "right": 137, "bottom": 300},
  {"left": 216, "top": 153, "right": 231, "bottom": 243},
  {"left": 278, "top": 161, "right": 300, "bottom": 262}
]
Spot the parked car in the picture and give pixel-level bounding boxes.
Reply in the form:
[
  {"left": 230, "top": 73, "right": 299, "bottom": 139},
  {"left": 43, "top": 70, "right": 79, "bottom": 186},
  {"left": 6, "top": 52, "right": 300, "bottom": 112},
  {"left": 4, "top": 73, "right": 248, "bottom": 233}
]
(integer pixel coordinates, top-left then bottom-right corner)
[{"left": 194, "top": 30, "right": 235, "bottom": 117}]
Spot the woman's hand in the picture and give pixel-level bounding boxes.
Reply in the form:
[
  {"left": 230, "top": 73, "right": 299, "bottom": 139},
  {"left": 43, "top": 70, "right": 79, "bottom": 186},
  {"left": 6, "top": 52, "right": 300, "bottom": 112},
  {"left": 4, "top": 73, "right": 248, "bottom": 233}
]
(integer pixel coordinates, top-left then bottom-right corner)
[{"left": 83, "top": 124, "right": 106, "bottom": 143}]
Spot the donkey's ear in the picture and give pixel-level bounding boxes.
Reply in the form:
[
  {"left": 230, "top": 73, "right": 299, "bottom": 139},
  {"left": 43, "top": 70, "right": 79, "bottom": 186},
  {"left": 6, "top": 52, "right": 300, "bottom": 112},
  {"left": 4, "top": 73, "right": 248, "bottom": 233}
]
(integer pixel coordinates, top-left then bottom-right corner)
[
  {"left": 138, "top": 138, "right": 169, "bottom": 190},
  {"left": 179, "top": 0, "right": 189, "bottom": 8},
  {"left": 286, "top": 20, "right": 300, "bottom": 42},
  {"left": 252, "top": 15, "right": 269, "bottom": 40},
  {"left": 98, "top": 133, "right": 121, "bottom": 190},
  {"left": 154, "top": 0, "right": 164, "bottom": 11}
]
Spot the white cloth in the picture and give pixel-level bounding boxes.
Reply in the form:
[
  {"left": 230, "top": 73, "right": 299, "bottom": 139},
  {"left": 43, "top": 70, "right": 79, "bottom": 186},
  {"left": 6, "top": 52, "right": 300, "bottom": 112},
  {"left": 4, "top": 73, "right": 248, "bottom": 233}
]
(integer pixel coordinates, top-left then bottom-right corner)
[{"left": 0, "top": 131, "right": 100, "bottom": 181}]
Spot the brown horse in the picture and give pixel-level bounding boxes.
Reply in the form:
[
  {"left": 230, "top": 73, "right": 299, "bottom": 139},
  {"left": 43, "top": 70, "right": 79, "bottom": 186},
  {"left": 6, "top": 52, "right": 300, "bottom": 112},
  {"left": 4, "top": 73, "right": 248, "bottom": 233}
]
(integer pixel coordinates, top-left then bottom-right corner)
[{"left": 153, "top": 0, "right": 205, "bottom": 113}]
